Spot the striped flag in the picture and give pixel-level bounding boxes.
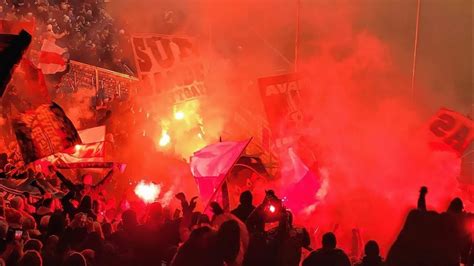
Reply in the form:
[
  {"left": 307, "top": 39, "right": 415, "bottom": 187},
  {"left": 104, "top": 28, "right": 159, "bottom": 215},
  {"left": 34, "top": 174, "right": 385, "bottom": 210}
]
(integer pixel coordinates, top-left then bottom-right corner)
[
  {"left": 35, "top": 126, "right": 109, "bottom": 170},
  {"left": 38, "top": 39, "right": 67, "bottom": 74}
]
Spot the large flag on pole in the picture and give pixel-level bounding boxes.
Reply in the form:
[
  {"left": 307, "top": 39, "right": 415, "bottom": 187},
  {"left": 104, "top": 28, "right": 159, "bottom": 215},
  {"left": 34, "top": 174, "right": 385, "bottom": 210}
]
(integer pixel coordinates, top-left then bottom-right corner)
[
  {"left": 0, "top": 30, "right": 31, "bottom": 97},
  {"left": 190, "top": 139, "right": 251, "bottom": 210},
  {"left": 12, "top": 102, "right": 81, "bottom": 164},
  {"left": 38, "top": 39, "right": 67, "bottom": 74},
  {"left": 428, "top": 108, "right": 474, "bottom": 155}
]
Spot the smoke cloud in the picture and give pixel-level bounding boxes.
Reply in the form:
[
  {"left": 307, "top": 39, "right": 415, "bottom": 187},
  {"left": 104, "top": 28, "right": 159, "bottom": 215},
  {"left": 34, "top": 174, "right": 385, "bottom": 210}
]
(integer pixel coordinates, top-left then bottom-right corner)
[{"left": 102, "top": 0, "right": 471, "bottom": 253}]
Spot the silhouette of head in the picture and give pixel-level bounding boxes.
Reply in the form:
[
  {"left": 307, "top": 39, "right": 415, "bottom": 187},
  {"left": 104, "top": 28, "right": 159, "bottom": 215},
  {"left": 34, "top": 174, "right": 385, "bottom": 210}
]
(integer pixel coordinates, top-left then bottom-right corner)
[
  {"left": 121, "top": 209, "right": 138, "bottom": 230},
  {"left": 364, "top": 240, "right": 380, "bottom": 257},
  {"left": 447, "top": 197, "right": 463, "bottom": 213},
  {"left": 217, "top": 220, "right": 241, "bottom": 263},
  {"left": 63, "top": 252, "right": 87, "bottom": 266},
  {"left": 24, "top": 239, "right": 43, "bottom": 252},
  {"left": 240, "top": 190, "right": 253, "bottom": 206},
  {"left": 18, "top": 250, "right": 42, "bottom": 266},
  {"left": 10, "top": 196, "right": 24, "bottom": 210},
  {"left": 322, "top": 232, "right": 337, "bottom": 249},
  {"left": 79, "top": 196, "right": 92, "bottom": 210}
]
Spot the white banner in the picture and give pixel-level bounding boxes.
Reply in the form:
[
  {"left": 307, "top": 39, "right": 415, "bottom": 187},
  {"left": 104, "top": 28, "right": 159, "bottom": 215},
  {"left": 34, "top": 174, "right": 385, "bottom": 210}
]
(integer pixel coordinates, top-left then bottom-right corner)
[{"left": 131, "top": 34, "right": 206, "bottom": 104}]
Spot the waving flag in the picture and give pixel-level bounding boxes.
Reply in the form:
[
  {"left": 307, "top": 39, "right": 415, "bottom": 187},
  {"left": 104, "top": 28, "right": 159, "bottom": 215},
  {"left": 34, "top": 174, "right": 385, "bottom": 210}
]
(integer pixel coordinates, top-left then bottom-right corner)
[
  {"left": 428, "top": 108, "right": 474, "bottom": 155},
  {"left": 13, "top": 102, "right": 81, "bottom": 164},
  {"left": 35, "top": 126, "right": 110, "bottom": 170},
  {"left": 190, "top": 139, "right": 251, "bottom": 210},
  {"left": 38, "top": 39, "right": 67, "bottom": 74},
  {"left": 0, "top": 30, "right": 31, "bottom": 96},
  {"left": 281, "top": 148, "right": 321, "bottom": 213}
]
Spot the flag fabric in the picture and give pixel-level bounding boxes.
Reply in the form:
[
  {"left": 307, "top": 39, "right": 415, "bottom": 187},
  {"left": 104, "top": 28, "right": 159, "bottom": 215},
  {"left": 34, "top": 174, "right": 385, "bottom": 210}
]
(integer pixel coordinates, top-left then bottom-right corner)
[
  {"left": 281, "top": 148, "right": 321, "bottom": 213},
  {"left": 0, "top": 20, "right": 35, "bottom": 35},
  {"left": 190, "top": 139, "right": 251, "bottom": 209},
  {"left": 12, "top": 59, "right": 51, "bottom": 105},
  {"left": 35, "top": 126, "right": 107, "bottom": 170},
  {"left": 0, "top": 30, "right": 31, "bottom": 97},
  {"left": 75, "top": 126, "right": 106, "bottom": 143},
  {"left": 428, "top": 108, "right": 474, "bottom": 155},
  {"left": 258, "top": 72, "right": 303, "bottom": 147},
  {"left": 38, "top": 39, "right": 67, "bottom": 74},
  {"left": 130, "top": 34, "right": 207, "bottom": 101},
  {"left": 12, "top": 102, "right": 81, "bottom": 164}
]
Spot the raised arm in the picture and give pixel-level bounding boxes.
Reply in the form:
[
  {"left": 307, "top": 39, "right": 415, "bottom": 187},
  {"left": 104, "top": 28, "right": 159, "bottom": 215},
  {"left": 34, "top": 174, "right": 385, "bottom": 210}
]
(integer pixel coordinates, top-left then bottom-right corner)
[
  {"left": 417, "top": 186, "right": 428, "bottom": 211},
  {"left": 92, "top": 168, "right": 115, "bottom": 190},
  {"left": 54, "top": 168, "right": 78, "bottom": 192}
]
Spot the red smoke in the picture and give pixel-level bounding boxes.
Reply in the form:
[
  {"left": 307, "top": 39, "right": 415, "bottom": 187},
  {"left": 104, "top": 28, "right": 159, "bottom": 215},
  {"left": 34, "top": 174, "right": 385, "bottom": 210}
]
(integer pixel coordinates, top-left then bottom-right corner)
[
  {"left": 102, "top": 0, "right": 469, "bottom": 255},
  {"left": 287, "top": 5, "right": 463, "bottom": 253}
]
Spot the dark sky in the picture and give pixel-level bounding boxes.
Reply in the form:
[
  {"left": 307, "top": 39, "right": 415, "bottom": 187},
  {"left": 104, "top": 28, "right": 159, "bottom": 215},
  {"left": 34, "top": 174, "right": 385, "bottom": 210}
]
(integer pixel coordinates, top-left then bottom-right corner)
[{"left": 356, "top": 0, "right": 472, "bottom": 114}]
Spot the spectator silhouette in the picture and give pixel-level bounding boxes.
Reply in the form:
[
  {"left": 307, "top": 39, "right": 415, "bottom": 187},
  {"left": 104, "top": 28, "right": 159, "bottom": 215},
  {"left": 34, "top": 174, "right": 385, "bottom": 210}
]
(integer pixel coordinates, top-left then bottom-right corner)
[
  {"left": 62, "top": 252, "right": 86, "bottom": 266},
  {"left": 24, "top": 239, "right": 43, "bottom": 252},
  {"left": 302, "top": 232, "right": 351, "bottom": 266},
  {"left": 355, "top": 240, "right": 385, "bottom": 266},
  {"left": 171, "top": 226, "right": 221, "bottom": 266},
  {"left": 216, "top": 219, "right": 241, "bottom": 265},
  {"left": 231, "top": 190, "right": 256, "bottom": 223},
  {"left": 76, "top": 195, "right": 97, "bottom": 221},
  {"left": 387, "top": 187, "right": 471, "bottom": 266},
  {"left": 18, "top": 250, "right": 42, "bottom": 266},
  {"left": 267, "top": 210, "right": 310, "bottom": 266}
]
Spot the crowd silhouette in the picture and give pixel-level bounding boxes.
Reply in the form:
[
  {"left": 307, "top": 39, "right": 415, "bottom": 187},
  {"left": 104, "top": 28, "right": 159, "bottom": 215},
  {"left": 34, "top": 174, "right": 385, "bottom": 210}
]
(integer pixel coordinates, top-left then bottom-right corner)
[{"left": 0, "top": 166, "right": 470, "bottom": 266}]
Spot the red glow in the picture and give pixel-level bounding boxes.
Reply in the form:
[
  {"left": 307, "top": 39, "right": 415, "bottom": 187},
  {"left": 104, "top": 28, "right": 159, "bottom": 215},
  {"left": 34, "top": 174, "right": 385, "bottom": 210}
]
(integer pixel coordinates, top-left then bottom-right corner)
[
  {"left": 134, "top": 181, "right": 160, "bottom": 204},
  {"left": 269, "top": 205, "right": 276, "bottom": 213}
]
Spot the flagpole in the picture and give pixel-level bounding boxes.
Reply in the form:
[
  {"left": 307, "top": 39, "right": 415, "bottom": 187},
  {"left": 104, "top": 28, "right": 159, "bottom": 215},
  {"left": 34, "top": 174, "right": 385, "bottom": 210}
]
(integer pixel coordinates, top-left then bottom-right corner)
[
  {"left": 411, "top": 0, "right": 421, "bottom": 100},
  {"left": 294, "top": 0, "right": 301, "bottom": 72},
  {"left": 203, "top": 138, "right": 253, "bottom": 213}
]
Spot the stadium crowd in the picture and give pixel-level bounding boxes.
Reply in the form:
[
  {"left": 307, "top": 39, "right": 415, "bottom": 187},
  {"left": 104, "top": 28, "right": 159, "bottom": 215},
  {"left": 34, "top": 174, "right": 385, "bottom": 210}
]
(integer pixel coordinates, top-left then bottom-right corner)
[
  {"left": 0, "top": 0, "right": 133, "bottom": 73},
  {"left": 0, "top": 156, "right": 470, "bottom": 266}
]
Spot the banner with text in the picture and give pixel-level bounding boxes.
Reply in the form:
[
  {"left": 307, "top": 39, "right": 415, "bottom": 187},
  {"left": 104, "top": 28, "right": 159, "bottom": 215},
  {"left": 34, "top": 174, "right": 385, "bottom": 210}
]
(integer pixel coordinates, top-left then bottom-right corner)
[
  {"left": 258, "top": 73, "right": 303, "bottom": 148},
  {"left": 428, "top": 108, "right": 474, "bottom": 155},
  {"left": 131, "top": 34, "right": 206, "bottom": 104}
]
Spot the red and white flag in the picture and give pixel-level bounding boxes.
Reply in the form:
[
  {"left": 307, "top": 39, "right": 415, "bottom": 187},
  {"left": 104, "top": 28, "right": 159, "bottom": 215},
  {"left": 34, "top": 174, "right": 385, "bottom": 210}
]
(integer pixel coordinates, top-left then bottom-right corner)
[
  {"left": 38, "top": 39, "right": 66, "bottom": 74},
  {"left": 190, "top": 139, "right": 251, "bottom": 208},
  {"left": 35, "top": 126, "right": 107, "bottom": 171},
  {"left": 58, "top": 126, "right": 106, "bottom": 163}
]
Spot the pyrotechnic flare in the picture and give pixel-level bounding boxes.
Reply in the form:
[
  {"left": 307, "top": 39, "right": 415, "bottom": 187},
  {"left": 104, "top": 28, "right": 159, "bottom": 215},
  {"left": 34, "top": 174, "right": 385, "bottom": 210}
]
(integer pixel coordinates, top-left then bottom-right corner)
[
  {"left": 134, "top": 181, "right": 161, "bottom": 204},
  {"left": 174, "top": 111, "right": 185, "bottom": 120},
  {"left": 159, "top": 130, "right": 171, "bottom": 147}
]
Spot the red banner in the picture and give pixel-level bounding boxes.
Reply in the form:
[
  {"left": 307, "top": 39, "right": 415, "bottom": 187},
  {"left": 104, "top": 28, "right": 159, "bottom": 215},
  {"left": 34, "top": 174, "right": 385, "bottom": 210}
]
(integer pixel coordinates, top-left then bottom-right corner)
[
  {"left": 258, "top": 73, "right": 303, "bottom": 145},
  {"left": 56, "top": 162, "right": 114, "bottom": 169},
  {"left": 429, "top": 108, "right": 474, "bottom": 154},
  {"left": 13, "top": 102, "right": 82, "bottom": 164},
  {"left": 130, "top": 34, "right": 206, "bottom": 103}
]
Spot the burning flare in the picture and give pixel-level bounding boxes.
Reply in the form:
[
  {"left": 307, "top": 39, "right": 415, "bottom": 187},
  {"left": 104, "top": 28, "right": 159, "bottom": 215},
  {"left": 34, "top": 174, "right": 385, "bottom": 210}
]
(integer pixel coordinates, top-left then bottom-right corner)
[
  {"left": 134, "top": 180, "right": 161, "bottom": 203},
  {"left": 159, "top": 130, "right": 171, "bottom": 147}
]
